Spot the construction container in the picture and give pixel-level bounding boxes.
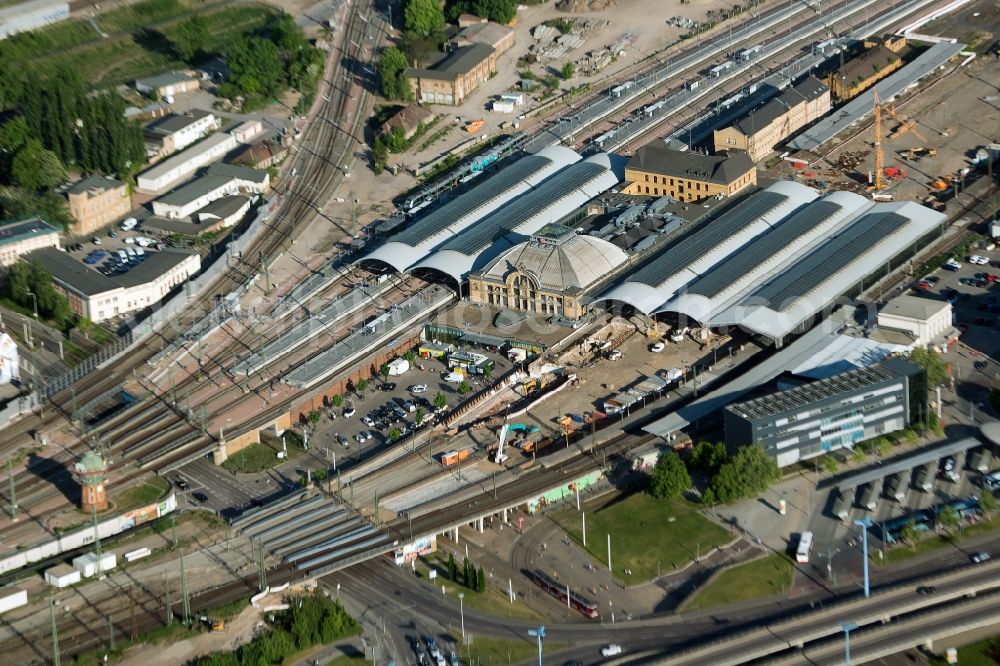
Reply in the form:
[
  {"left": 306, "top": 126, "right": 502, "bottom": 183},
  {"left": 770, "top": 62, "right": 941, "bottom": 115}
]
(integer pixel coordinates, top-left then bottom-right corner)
[
  {"left": 441, "top": 450, "right": 469, "bottom": 466},
  {"left": 73, "top": 551, "right": 117, "bottom": 578},
  {"left": 0, "top": 586, "right": 27, "bottom": 614},
  {"left": 44, "top": 564, "right": 81, "bottom": 588}
]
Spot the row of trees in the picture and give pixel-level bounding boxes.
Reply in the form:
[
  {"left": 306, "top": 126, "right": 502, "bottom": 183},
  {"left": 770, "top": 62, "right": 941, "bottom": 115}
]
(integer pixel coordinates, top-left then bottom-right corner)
[
  {"left": 446, "top": 552, "right": 487, "bottom": 592},
  {"left": 219, "top": 15, "right": 323, "bottom": 111},
  {"left": 648, "top": 443, "right": 780, "bottom": 506},
  {"left": 444, "top": 0, "right": 518, "bottom": 24},
  {"left": 197, "top": 593, "right": 359, "bottom": 666},
  {"left": 16, "top": 68, "right": 145, "bottom": 181}
]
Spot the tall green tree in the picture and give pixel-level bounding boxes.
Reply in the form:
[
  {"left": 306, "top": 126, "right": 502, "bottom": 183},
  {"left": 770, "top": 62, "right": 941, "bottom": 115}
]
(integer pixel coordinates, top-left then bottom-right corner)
[
  {"left": 434, "top": 392, "right": 447, "bottom": 410},
  {"left": 476, "top": 565, "right": 486, "bottom": 592},
  {"left": 173, "top": 15, "right": 211, "bottom": 62},
  {"left": 448, "top": 552, "right": 458, "bottom": 581},
  {"left": 11, "top": 140, "right": 65, "bottom": 191},
  {"left": 709, "top": 444, "right": 780, "bottom": 503},
  {"left": 689, "top": 441, "right": 727, "bottom": 475},
  {"left": 223, "top": 35, "right": 285, "bottom": 100},
  {"left": 907, "top": 347, "right": 948, "bottom": 386},
  {"left": 378, "top": 47, "right": 413, "bottom": 101},
  {"left": 404, "top": 0, "right": 445, "bottom": 36},
  {"left": 649, "top": 450, "right": 691, "bottom": 499}
]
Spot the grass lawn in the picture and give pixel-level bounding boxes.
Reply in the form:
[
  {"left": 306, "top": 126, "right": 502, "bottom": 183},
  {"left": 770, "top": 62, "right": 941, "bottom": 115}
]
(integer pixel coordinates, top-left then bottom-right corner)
[
  {"left": 450, "top": 631, "right": 566, "bottom": 666},
  {"left": 115, "top": 476, "right": 171, "bottom": 509},
  {"left": 929, "top": 635, "right": 1000, "bottom": 665},
  {"left": 204, "top": 596, "right": 249, "bottom": 620},
  {"left": 413, "top": 554, "right": 546, "bottom": 622},
  {"left": 552, "top": 492, "right": 730, "bottom": 581},
  {"left": 222, "top": 431, "right": 306, "bottom": 474},
  {"left": 683, "top": 554, "right": 794, "bottom": 612},
  {"left": 0, "top": 0, "right": 275, "bottom": 86}
]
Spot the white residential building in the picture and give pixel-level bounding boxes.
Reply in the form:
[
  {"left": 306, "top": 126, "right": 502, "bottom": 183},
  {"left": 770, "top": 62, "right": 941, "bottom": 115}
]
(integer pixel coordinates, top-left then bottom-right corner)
[
  {"left": 152, "top": 163, "right": 269, "bottom": 219},
  {"left": 0, "top": 216, "right": 60, "bottom": 266},
  {"left": 144, "top": 109, "right": 219, "bottom": 156}
]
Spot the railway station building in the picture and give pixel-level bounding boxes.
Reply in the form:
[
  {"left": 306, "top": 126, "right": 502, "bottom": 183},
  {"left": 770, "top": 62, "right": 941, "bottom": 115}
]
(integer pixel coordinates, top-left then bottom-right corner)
[
  {"left": 467, "top": 223, "right": 628, "bottom": 319},
  {"left": 621, "top": 142, "right": 756, "bottom": 203}
]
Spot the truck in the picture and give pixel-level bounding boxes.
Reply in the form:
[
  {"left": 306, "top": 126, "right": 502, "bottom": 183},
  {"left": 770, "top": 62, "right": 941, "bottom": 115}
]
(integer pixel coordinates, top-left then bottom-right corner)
[
  {"left": 441, "top": 450, "right": 469, "bottom": 466},
  {"left": 856, "top": 482, "right": 879, "bottom": 512}
]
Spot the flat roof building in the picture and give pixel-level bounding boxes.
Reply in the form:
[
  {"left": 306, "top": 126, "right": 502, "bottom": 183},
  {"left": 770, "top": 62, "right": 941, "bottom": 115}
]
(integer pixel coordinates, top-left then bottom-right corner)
[
  {"left": 0, "top": 217, "right": 61, "bottom": 266},
  {"left": 0, "top": 0, "right": 68, "bottom": 40},
  {"left": 622, "top": 142, "right": 756, "bottom": 202},
  {"left": 26, "top": 247, "right": 200, "bottom": 322},
  {"left": 724, "top": 357, "right": 925, "bottom": 467},
  {"left": 144, "top": 109, "right": 219, "bottom": 157},
  {"left": 454, "top": 21, "right": 515, "bottom": 55},
  {"left": 877, "top": 294, "right": 953, "bottom": 348},
  {"left": 133, "top": 71, "right": 200, "bottom": 98}
]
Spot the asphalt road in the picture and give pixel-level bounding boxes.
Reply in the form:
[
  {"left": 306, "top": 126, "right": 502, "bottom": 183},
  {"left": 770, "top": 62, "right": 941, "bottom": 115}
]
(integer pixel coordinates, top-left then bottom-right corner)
[{"left": 322, "top": 524, "right": 1000, "bottom": 666}]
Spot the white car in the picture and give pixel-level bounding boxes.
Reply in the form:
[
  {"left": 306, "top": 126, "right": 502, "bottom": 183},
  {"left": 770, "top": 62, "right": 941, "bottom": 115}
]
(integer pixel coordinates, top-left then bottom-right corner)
[
  {"left": 969, "top": 255, "right": 990, "bottom": 265},
  {"left": 410, "top": 384, "right": 428, "bottom": 393},
  {"left": 362, "top": 416, "right": 375, "bottom": 427},
  {"left": 649, "top": 342, "right": 665, "bottom": 353},
  {"left": 601, "top": 645, "right": 622, "bottom": 657},
  {"left": 353, "top": 432, "right": 366, "bottom": 444},
  {"left": 343, "top": 405, "right": 356, "bottom": 417},
  {"left": 607, "top": 349, "right": 622, "bottom": 361}
]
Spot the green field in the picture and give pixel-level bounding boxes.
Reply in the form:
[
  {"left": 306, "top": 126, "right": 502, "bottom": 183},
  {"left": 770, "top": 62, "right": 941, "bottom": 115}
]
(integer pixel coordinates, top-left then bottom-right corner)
[
  {"left": 683, "top": 554, "right": 795, "bottom": 612},
  {"left": 450, "top": 631, "right": 566, "bottom": 666},
  {"left": 0, "top": 0, "right": 276, "bottom": 86},
  {"left": 115, "top": 476, "right": 171, "bottom": 509},
  {"left": 552, "top": 492, "right": 730, "bottom": 581}
]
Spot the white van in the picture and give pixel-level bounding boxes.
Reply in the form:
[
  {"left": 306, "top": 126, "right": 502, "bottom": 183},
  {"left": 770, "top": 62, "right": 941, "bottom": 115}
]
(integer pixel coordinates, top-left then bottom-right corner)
[
  {"left": 444, "top": 372, "right": 464, "bottom": 383},
  {"left": 135, "top": 248, "right": 145, "bottom": 257},
  {"left": 117, "top": 249, "right": 128, "bottom": 261},
  {"left": 126, "top": 247, "right": 136, "bottom": 258},
  {"left": 120, "top": 217, "right": 137, "bottom": 231}
]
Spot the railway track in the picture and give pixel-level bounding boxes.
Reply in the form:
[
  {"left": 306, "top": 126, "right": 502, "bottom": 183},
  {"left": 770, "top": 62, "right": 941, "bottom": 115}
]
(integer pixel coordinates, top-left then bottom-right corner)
[{"left": 0, "top": 2, "right": 379, "bottom": 519}]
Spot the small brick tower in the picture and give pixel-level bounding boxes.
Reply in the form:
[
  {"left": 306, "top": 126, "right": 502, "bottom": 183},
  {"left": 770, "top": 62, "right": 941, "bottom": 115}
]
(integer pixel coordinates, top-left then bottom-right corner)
[{"left": 73, "top": 450, "right": 109, "bottom": 512}]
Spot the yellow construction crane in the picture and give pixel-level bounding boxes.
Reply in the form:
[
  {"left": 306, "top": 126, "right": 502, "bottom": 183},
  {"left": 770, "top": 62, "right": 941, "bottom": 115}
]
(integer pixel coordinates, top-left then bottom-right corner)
[
  {"left": 885, "top": 105, "right": 928, "bottom": 143},
  {"left": 871, "top": 90, "right": 885, "bottom": 191}
]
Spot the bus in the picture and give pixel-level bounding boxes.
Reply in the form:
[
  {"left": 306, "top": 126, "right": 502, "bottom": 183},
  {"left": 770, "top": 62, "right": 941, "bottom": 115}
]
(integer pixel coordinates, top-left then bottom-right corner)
[{"left": 796, "top": 531, "right": 813, "bottom": 563}]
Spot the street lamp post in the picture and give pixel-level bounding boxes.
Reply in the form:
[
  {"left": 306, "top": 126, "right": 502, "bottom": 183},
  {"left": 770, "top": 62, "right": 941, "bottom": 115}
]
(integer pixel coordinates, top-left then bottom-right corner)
[
  {"left": 527, "top": 626, "right": 544, "bottom": 666},
  {"left": 458, "top": 592, "right": 465, "bottom": 641},
  {"left": 853, "top": 517, "right": 873, "bottom": 597},
  {"left": 840, "top": 621, "right": 859, "bottom": 666}
]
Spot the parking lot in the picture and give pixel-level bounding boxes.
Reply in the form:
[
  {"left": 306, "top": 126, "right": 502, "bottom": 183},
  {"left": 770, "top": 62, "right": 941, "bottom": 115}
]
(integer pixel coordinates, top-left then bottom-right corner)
[
  {"left": 63, "top": 218, "right": 168, "bottom": 279},
  {"left": 306, "top": 349, "right": 514, "bottom": 468}
]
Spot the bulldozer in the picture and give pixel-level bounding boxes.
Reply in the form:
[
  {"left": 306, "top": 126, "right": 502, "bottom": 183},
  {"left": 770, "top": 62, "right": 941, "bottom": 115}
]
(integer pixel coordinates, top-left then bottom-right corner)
[{"left": 906, "top": 147, "right": 937, "bottom": 160}]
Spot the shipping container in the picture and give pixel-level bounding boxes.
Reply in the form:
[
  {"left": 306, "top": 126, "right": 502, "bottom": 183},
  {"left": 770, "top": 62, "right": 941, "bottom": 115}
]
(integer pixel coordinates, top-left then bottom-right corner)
[{"left": 0, "top": 587, "right": 27, "bottom": 614}]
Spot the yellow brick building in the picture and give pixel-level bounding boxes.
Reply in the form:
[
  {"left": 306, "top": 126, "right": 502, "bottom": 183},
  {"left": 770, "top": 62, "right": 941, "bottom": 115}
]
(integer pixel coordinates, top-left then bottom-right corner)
[
  {"left": 405, "top": 44, "right": 497, "bottom": 106},
  {"left": 621, "top": 143, "right": 756, "bottom": 202}
]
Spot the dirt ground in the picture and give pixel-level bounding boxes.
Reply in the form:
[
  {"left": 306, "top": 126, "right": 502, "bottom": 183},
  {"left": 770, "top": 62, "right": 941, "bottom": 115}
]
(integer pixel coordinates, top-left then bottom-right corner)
[
  {"left": 773, "top": 50, "right": 1000, "bottom": 202},
  {"left": 116, "top": 605, "right": 264, "bottom": 666}
]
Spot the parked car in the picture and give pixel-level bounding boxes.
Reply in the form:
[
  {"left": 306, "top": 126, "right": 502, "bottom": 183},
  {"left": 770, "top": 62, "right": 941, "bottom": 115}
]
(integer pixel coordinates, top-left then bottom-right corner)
[
  {"left": 343, "top": 405, "right": 356, "bottom": 417},
  {"left": 410, "top": 384, "right": 428, "bottom": 393},
  {"left": 353, "top": 432, "right": 366, "bottom": 444},
  {"left": 380, "top": 382, "right": 397, "bottom": 391},
  {"left": 649, "top": 342, "right": 665, "bottom": 352},
  {"left": 363, "top": 416, "right": 375, "bottom": 427},
  {"left": 336, "top": 434, "right": 349, "bottom": 447}
]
